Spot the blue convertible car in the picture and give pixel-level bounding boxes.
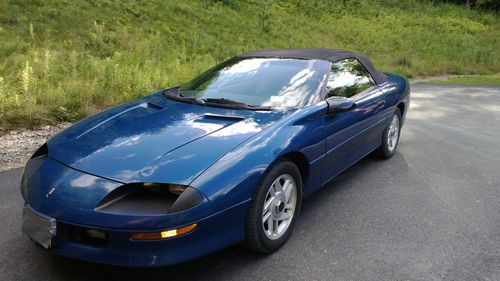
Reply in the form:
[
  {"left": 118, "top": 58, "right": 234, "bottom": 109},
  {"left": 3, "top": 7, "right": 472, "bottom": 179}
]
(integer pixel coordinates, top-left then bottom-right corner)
[{"left": 21, "top": 49, "right": 409, "bottom": 267}]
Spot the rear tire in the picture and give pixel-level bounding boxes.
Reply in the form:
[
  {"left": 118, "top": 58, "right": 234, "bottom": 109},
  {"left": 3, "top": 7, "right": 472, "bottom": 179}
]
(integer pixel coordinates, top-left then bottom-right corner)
[
  {"left": 244, "top": 160, "right": 302, "bottom": 253},
  {"left": 377, "top": 108, "right": 402, "bottom": 159}
]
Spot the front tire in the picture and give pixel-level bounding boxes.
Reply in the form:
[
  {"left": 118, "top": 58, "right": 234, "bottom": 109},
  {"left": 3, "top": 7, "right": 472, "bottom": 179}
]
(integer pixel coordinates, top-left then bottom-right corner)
[
  {"left": 377, "top": 108, "right": 402, "bottom": 158},
  {"left": 244, "top": 160, "right": 302, "bottom": 253}
]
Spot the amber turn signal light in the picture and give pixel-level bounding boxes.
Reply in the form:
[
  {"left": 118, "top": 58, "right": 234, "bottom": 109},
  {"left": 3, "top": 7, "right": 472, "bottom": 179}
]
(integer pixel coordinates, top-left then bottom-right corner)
[{"left": 130, "top": 223, "right": 198, "bottom": 240}]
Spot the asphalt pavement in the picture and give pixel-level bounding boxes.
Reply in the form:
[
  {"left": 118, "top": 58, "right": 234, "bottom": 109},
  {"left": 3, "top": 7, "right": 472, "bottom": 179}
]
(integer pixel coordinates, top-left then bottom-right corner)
[{"left": 1, "top": 83, "right": 499, "bottom": 281}]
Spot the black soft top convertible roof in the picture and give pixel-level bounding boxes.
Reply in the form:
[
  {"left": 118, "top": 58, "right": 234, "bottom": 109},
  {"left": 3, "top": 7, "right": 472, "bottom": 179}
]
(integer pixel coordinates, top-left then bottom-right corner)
[{"left": 238, "top": 48, "right": 387, "bottom": 85}]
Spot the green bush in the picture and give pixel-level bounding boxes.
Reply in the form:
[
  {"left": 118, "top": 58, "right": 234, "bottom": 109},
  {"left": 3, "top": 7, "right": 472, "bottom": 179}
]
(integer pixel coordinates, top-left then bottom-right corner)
[{"left": 0, "top": 0, "right": 498, "bottom": 129}]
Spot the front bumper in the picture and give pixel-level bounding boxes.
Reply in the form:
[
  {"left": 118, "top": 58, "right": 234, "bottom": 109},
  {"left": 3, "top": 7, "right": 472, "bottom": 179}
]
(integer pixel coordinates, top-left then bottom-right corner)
[
  {"left": 22, "top": 156, "right": 251, "bottom": 267},
  {"left": 28, "top": 199, "right": 250, "bottom": 267}
]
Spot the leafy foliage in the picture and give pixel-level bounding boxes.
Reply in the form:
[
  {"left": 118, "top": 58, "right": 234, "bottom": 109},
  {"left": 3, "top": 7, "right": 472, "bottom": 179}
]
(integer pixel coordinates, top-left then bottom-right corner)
[
  {"left": 0, "top": 0, "right": 498, "bottom": 129},
  {"left": 433, "top": 0, "right": 499, "bottom": 12}
]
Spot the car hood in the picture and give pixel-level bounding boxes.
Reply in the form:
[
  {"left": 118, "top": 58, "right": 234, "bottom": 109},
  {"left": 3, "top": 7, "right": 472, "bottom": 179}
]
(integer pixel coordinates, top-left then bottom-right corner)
[{"left": 48, "top": 92, "right": 286, "bottom": 185}]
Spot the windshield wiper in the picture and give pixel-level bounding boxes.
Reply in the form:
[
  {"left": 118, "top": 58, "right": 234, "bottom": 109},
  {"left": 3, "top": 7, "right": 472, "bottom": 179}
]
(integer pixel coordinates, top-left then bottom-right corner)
[
  {"left": 163, "top": 87, "right": 271, "bottom": 111},
  {"left": 163, "top": 87, "right": 206, "bottom": 105}
]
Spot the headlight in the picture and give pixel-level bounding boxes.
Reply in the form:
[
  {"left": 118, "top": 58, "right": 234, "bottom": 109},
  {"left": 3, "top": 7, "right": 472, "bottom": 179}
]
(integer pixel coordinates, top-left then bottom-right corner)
[
  {"left": 21, "top": 143, "right": 49, "bottom": 199},
  {"left": 31, "top": 143, "right": 48, "bottom": 159},
  {"left": 168, "top": 184, "right": 187, "bottom": 196},
  {"left": 95, "top": 183, "right": 203, "bottom": 215},
  {"left": 24, "top": 143, "right": 48, "bottom": 178},
  {"left": 169, "top": 186, "right": 204, "bottom": 213}
]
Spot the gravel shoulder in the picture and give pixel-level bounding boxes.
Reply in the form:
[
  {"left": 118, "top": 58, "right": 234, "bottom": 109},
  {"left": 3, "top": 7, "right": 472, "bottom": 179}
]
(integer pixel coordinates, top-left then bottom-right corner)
[{"left": 0, "top": 123, "right": 71, "bottom": 171}]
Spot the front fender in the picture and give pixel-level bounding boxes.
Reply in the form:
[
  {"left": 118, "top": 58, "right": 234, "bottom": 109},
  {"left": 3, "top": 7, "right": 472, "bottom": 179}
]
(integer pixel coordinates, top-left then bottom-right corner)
[{"left": 190, "top": 102, "right": 329, "bottom": 211}]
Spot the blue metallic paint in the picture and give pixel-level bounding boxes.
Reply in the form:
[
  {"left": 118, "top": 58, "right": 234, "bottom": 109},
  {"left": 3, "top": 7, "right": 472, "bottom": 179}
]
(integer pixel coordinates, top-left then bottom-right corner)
[
  {"left": 47, "top": 94, "right": 285, "bottom": 185},
  {"left": 21, "top": 69, "right": 409, "bottom": 267},
  {"left": 51, "top": 199, "right": 250, "bottom": 267}
]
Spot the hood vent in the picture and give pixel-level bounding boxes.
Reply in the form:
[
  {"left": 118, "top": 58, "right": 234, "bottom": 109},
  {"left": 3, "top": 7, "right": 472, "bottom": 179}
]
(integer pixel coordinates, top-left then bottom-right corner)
[
  {"left": 203, "top": 113, "right": 245, "bottom": 121},
  {"left": 143, "top": 102, "right": 164, "bottom": 111}
]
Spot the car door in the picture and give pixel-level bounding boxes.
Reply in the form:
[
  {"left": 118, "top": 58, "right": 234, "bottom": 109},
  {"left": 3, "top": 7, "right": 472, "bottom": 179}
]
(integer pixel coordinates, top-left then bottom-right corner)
[{"left": 322, "top": 58, "right": 387, "bottom": 184}]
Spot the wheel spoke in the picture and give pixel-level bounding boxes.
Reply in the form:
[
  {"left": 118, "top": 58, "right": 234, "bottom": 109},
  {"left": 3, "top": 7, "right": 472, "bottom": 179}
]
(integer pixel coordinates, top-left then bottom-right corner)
[
  {"left": 263, "top": 195, "right": 274, "bottom": 211},
  {"left": 269, "top": 185, "right": 276, "bottom": 196},
  {"left": 275, "top": 180, "right": 283, "bottom": 193},
  {"left": 268, "top": 218, "right": 275, "bottom": 234},
  {"left": 263, "top": 210, "right": 271, "bottom": 224},
  {"left": 278, "top": 212, "right": 291, "bottom": 221},
  {"left": 283, "top": 180, "right": 293, "bottom": 202}
]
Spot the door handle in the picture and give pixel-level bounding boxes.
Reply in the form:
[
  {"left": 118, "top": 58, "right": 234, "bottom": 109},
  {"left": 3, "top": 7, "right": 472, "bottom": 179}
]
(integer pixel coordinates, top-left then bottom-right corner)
[{"left": 377, "top": 100, "right": 385, "bottom": 107}]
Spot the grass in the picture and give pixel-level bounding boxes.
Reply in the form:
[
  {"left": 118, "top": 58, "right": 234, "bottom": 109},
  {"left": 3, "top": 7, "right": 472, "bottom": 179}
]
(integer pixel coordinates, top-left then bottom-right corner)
[
  {"left": 429, "top": 74, "right": 500, "bottom": 86},
  {"left": 0, "top": 0, "right": 499, "bottom": 130}
]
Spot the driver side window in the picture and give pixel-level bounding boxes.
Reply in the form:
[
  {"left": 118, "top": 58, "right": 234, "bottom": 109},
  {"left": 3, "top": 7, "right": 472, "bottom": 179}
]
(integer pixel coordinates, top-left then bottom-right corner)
[{"left": 326, "top": 58, "right": 374, "bottom": 98}]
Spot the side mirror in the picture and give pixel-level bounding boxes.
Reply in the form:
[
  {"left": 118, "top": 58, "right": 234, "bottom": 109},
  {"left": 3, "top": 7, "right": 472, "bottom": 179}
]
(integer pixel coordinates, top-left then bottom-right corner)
[{"left": 326, "top": 96, "right": 355, "bottom": 114}]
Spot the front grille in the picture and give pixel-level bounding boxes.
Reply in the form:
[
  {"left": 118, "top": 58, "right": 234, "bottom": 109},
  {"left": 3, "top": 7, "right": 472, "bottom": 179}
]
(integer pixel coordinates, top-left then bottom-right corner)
[{"left": 57, "top": 222, "right": 109, "bottom": 247}]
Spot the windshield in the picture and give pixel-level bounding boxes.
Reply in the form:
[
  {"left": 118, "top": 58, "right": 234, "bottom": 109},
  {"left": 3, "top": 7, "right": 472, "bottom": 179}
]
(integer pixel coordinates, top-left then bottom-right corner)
[{"left": 180, "top": 57, "right": 330, "bottom": 109}]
